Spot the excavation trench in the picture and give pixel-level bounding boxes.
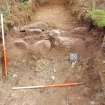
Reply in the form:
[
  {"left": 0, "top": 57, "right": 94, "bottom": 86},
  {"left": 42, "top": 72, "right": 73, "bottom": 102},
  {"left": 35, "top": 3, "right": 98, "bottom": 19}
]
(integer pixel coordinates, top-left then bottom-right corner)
[{"left": 0, "top": 1, "right": 105, "bottom": 105}]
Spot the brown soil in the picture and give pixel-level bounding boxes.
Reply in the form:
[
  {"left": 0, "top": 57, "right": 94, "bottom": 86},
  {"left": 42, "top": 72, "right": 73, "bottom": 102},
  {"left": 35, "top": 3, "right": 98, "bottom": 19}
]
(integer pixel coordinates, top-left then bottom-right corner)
[
  {"left": 0, "top": 1, "right": 105, "bottom": 105},
  {"left": 31, "top": 5, "right": 73, "bottom": 29}
]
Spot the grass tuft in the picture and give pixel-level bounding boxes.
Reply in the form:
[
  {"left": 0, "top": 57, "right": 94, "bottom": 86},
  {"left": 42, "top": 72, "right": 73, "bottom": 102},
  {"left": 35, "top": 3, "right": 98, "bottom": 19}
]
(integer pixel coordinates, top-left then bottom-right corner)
[{"left": 88, "top": 9, "right": 105, "bottom": 28}]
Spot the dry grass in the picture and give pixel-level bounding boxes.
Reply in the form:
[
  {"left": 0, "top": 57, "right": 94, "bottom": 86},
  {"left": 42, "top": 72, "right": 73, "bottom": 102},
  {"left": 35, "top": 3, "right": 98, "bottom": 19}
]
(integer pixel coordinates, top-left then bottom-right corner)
[{"left": 0, "top": 0, "right": 35, "bottom": 31}]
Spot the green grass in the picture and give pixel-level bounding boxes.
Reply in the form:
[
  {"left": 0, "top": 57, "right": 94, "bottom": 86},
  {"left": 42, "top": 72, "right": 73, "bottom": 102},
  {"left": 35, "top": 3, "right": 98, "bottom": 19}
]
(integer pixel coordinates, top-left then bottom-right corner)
[
  {"left": 20, "top": 0, "right": 28, "bottom": 3},
  {"left": 88, "top": 9, "right": 105, "bottom": 28},
  {"left": 19, "top": 1, "right": 31, "bottom": 12}
]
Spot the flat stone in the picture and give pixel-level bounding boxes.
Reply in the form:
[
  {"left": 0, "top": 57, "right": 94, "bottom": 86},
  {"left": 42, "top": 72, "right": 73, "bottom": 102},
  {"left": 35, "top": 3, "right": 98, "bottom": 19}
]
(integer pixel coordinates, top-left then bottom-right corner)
[
  {"left": 14, "top": 39, "right": 28, "bottom": 50},
  {"left": 49, "top": 29, "right": 61, "bottom": 37},
  {"left": 71, "top": 27, "right": 87, "bottom": 34},
  {"left": 55, "top": 36, "right": 85, "bottom": 48}
]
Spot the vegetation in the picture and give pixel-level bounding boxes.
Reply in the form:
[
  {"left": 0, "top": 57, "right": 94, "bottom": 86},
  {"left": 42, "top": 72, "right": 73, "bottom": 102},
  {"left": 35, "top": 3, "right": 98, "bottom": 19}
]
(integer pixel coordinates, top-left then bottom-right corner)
[
  {"left": 19, "top": 1, "right": 31, "bottom": 11},
  {"left": 20, "top": 0, "right": 29, "bottom": 2},
  {"left": 88, "top": 9, "right": 105, "bottom": 28},
  {"left": 0, "top": 0, "right": 33, "bottom": 31}
]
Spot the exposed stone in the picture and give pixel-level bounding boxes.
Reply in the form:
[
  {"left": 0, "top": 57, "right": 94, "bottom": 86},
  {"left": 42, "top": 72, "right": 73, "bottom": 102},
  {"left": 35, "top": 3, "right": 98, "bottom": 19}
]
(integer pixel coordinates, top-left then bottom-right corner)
[
  {"left": 30, "top": 39, "right": 51, "bottom": 55},
  {"left": 26, "top": 28, "right": 42, "bottom": 33},
  {"left": 54, "top": 36, "right": 85, "bottom": 50},
  {"left": 71, "top": 27, "right": 88, "bottom": 34},
  {"left": 49, "top": 29, "right": 61, "bottom": 37},
  {"left": 19, "top": 22, "right": 49, "bottom": 32},
  {"left": 14, "top": 39, "right": 28, "bottom": 50}
]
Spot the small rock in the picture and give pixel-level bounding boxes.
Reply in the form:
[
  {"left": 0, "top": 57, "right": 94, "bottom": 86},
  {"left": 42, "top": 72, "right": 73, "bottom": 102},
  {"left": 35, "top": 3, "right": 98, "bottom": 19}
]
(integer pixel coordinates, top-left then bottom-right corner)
[
  {"left": 51, "top": 76, "right": 55, "bottom": 81},
  {"left": 22, "top": 59, "right": 26, "bottom": 63},
  {"left": 49, "top": 29, "right": 61, "bottom": 36},
  {"left": 71, "top": 62, "right": 76, "bottom": 68},
  {"left": 102, "top": 60, "right": 105, "bottom": 64},
  {"left": 71, "top": 27, "right": 87, "bottom": 34},
  {"left": 90, "top": 101, "right": 96, "bottom": 105},
  {"left": 12, "top": 74, "right": 18, "bottom": 78},
  {"left": 27, "top": 28, "right": 42, "bottom": 33},
  {"left": 13, "top": 26, "right": 19, "bottom": 32},
  {"left": 53, "top": 67, "right": 56, "bottom": 73}
]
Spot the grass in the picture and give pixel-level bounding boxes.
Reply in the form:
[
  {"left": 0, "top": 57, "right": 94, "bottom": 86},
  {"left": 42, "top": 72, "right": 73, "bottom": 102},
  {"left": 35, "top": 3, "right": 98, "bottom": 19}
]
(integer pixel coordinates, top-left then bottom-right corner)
[
  {"left": 88, "top": 9, "right": 105, "bottom": 28},
  {"left": 0, "top": 0, "right": 11, "bottom": 31},
  {"left": 19, "top": 0, "right": 31, "bottom": 11},
  {"left": 0, "top": 0, "right": 33, "bottom": 31}
]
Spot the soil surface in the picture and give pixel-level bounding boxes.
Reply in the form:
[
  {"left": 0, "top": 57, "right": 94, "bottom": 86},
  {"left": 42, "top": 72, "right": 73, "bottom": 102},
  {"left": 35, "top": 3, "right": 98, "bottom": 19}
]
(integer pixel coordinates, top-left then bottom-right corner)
[{"left": 0, "top": 1, "right": 105, "bottom": 105}]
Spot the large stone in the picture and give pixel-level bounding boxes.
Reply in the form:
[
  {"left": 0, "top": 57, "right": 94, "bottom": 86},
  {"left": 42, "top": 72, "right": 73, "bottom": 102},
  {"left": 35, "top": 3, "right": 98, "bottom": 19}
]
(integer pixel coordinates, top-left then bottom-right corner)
[
  {"left": 19, "top": 22, "right": 49, "bottom": 32},
  {"left": 55, "top": 36, "right": 84, "bottom": 48},
  {"left": 14, "top": 39, "right": 28, "bottom": 50},
  {"left": 30, "top": 40, "right": 51, "bottom": 55},
  {"left": 53, "top": 35, "right": 86, "bottom": 56}
]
